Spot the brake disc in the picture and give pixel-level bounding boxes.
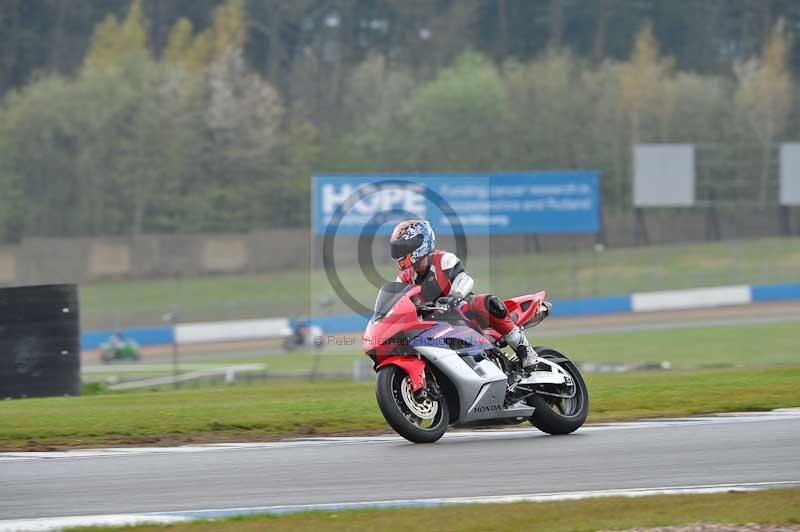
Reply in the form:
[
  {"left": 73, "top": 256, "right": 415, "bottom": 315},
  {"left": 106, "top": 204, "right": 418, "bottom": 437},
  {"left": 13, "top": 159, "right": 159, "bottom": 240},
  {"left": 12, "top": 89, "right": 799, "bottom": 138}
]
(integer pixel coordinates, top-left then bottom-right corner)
[{"left": 400, "top": 376, "right": 438, "bottom": 420}]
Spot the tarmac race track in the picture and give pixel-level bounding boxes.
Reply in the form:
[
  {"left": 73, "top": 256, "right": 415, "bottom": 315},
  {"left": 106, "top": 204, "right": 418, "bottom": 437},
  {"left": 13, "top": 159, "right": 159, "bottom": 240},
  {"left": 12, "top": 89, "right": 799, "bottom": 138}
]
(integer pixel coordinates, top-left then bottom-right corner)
[{"left": 1, "top": 409, "right": 800, "bottom": 529}]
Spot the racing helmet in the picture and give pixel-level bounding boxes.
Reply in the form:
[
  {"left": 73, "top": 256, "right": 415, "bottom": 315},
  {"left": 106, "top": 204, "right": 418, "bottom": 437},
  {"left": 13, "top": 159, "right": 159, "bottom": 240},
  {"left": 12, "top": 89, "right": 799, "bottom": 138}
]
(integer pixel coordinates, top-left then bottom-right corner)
[{"left": 389, "top": 219, "right": 435, "bottom": 270}]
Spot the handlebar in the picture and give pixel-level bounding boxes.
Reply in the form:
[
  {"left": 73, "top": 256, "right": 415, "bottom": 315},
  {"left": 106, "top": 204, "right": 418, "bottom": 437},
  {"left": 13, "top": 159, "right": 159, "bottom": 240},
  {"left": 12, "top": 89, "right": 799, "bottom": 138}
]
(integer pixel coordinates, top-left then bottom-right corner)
[{"left": 416, "top": 301, "right": 450, "bottom": 314}]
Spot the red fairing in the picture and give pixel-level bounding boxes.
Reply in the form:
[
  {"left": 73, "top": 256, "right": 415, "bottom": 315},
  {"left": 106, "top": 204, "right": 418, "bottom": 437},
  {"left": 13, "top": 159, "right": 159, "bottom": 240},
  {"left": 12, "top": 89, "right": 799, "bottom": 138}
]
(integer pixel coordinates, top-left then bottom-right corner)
[
  {"left": 363, "top": 282, "right": 546, "bottom": 394},
  {"left": 363, "top": 284, "right": 431, "bottom": 393},
  {"left": 376, "top": 355, "right": 426, "bottom": 392},
  {"left": 363, "top": 284, "right": 433, "bottom": 358},
  {"left": 504, "top": 291, "right": 546, "bottom": 327}
]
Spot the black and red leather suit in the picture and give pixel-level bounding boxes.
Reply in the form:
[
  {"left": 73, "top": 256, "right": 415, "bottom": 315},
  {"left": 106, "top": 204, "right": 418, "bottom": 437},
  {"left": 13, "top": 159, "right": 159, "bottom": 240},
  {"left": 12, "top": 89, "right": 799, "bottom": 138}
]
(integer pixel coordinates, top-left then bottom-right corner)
[{"left": 396, "top": 250, "right": 516, "bottom": 336}]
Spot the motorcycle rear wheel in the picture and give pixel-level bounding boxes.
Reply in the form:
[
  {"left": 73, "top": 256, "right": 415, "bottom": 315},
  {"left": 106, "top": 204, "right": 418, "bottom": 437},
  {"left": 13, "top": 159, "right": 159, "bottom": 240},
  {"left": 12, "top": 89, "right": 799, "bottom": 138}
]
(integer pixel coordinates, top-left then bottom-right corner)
[
  {"left": 528, "top": 348, "right": 589, "bottom": 435},
  {"left": 375, "top": 365, "right": 449, "bottom": 444}
]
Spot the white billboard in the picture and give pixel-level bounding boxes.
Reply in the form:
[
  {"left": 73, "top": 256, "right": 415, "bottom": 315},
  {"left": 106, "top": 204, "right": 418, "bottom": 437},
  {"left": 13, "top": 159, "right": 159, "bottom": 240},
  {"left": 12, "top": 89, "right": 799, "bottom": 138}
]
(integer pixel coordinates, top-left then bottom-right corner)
[
  {"left": 780, "top": 143, "right": 800, "bottom": 206},
  {"left": 633, "top": 144, "right": 695, "bottom": 207}
]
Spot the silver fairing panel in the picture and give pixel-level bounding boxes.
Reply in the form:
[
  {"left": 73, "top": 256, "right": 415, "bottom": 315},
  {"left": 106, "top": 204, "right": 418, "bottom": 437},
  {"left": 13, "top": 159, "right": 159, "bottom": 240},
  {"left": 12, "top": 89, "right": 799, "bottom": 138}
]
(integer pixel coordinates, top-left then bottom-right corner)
[{"left": 416, "top": 346, "right": 535, "bottom": 423}]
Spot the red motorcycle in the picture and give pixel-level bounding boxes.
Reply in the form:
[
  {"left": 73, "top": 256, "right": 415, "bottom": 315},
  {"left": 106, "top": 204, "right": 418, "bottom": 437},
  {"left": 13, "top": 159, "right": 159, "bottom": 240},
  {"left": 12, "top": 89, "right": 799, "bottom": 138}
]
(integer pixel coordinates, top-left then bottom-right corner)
[{"left": 363, "top": 282, "right": 589, "bottom": 443}]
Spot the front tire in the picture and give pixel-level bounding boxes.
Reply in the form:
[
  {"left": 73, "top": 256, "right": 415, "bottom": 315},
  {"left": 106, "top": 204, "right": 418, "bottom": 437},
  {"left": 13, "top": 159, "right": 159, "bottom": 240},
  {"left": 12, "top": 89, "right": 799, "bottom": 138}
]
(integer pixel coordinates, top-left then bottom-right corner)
[
  {"left": 375, "top": 364, "right": 449, "bottom": 443},
  {"left": 528, "top": 348, "right": 589, "bottom": 435}
]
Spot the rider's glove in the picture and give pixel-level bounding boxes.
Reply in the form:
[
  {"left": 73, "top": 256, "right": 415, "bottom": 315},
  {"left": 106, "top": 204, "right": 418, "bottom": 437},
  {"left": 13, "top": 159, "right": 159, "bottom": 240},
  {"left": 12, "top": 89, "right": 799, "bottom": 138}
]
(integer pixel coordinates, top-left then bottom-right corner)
[{"left": 436, "top": 295, "right": 459, "bottom": 308}]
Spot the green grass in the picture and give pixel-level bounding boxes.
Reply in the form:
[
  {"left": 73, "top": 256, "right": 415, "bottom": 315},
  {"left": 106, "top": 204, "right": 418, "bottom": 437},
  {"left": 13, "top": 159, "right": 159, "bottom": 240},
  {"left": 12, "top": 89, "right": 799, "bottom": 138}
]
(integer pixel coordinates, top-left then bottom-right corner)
[
  {"left": 67, "top": 487, "right": 800, "bottom": 532},
  {"left": 80, "top": 352, "right": 356, "bottom": 383},
  {"left": 3, "top": 366, "right": 799, "bottom": 450},
  {"left": 553, "top": 321, "right": 800, "bottom": 368},
  {"left": 79, "top": 237, "right": 800, "bottom": 328}
]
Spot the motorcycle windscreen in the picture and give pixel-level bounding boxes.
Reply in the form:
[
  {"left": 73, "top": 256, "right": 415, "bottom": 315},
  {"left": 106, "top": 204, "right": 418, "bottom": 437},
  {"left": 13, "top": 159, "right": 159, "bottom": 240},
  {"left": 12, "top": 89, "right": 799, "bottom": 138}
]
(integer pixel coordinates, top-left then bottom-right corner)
[{"left": 373, "top": 282, "right": 414, "bottom": 319}]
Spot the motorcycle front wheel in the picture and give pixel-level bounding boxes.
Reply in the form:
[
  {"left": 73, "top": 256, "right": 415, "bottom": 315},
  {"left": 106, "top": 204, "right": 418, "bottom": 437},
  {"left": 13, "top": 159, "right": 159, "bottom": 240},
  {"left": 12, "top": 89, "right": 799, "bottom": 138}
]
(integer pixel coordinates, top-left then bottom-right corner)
[
  {"left": 375, "top": 364, "right": 449, "bottom": 444},
  {"left": 528, "top": 348, "right": 589, "bottom": 435}
]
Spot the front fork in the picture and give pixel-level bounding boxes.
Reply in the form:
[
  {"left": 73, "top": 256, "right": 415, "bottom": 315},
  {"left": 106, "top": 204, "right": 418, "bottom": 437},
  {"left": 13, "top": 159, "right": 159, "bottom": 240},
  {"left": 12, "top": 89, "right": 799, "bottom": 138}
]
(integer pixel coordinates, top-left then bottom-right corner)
[{"left": 416, "top": 370, "right": 441, "bottom": 402}]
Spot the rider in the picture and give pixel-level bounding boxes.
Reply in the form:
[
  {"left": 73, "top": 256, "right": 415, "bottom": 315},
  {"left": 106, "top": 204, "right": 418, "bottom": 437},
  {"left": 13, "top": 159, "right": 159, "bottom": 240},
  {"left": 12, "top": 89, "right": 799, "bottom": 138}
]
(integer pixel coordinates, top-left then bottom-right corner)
[
  {"left": 109, "top": 331, "right": 126, "bottom": 354},
  {"left": 389, "top": 219, "right": 538, "bottom": 371}
]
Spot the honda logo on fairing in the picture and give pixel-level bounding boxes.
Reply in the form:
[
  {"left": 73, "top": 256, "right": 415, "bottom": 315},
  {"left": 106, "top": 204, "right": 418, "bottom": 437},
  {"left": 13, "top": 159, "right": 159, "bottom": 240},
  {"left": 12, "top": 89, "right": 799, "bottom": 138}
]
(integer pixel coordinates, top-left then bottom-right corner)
[{"left": 471, "top": 404, "right": 503, "bottom": 413}]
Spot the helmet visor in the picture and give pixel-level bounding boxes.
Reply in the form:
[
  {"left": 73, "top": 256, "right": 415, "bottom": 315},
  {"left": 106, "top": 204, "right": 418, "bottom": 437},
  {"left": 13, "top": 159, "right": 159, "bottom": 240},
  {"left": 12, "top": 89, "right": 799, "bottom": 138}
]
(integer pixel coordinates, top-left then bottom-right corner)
[
  {"left": 390, "top": 234, "right": 424, "bottom": 259},
  {"left": 395, "top": 254, "right": 413, "bottom": 270}
]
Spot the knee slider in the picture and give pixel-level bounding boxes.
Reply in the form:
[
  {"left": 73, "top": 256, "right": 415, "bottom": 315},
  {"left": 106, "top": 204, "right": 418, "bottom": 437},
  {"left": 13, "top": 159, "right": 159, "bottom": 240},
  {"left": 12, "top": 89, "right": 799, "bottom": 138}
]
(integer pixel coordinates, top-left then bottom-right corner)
[{"left": 485, "top": 295, "right": 507, "bottom": 319}]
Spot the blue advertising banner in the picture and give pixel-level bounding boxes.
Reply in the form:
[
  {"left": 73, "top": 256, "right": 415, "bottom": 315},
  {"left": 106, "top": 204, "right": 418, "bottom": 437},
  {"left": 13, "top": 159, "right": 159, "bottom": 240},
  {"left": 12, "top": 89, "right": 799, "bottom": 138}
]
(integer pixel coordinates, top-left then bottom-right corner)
[{"left": 313, "top": 172, "right": 600, "bottom": 235}]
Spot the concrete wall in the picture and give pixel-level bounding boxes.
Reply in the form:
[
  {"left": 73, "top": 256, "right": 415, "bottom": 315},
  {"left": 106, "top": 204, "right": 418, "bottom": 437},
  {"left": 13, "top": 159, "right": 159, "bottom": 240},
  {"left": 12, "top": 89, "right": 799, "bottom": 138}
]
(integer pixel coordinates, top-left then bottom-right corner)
[
  {"left": 1, "top": 231, "right": 315, "bottom": 285},
  {"left": 1, "top": 206, "right": 797, "bottom": 285}
]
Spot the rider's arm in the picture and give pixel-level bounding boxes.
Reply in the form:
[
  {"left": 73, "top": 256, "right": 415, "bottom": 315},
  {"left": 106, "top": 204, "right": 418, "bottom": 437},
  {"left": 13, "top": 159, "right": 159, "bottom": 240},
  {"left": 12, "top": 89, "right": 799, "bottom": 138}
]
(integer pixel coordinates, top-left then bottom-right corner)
[
  {"left": 440, "top": 252, "right": 474, "bottom": 300},
  {"left": 450, "top": 271, "right": 474, "bottom": 299}
]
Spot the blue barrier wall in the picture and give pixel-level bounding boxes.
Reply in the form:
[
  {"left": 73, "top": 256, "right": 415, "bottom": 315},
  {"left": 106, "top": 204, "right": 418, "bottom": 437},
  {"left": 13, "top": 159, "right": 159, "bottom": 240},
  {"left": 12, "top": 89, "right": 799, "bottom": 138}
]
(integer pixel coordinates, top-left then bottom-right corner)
[
  {"left": 308, "top": 315, "right": 369, "bottom": 334},
  {"left": 552, "top": 295, "right": 633, "bottom": 317},
  {"left": 750, "top": 282, "right": 800, "bottom": 302}
]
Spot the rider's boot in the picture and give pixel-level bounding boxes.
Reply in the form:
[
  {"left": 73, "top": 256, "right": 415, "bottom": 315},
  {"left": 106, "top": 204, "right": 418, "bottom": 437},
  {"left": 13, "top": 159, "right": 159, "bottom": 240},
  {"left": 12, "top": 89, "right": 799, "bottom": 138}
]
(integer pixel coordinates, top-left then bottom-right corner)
[{"left": 503, "top": 326, "right": 538, "bottom": 372}]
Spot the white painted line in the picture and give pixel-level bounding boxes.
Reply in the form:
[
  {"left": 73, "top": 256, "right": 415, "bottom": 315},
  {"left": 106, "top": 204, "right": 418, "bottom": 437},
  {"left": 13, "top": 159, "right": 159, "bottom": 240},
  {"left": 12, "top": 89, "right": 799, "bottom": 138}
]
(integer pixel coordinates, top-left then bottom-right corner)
[
  {"left": 1, "top": 409, "right": 799, "bottom": 462},
  {"left": 1, "top": 481, "right": 798, "bottom": 532},
  {"left": 165, "top": 480, "right": 800, "bottom": 516},
  {"left": 632, "top": 285, "right": 751, "bottom": 312},
  {"left": 82, "top": 363, "right": 223, "bottom": 373},
  {"left": 0, "top": 514, "right": 189, "bottom": 532}
]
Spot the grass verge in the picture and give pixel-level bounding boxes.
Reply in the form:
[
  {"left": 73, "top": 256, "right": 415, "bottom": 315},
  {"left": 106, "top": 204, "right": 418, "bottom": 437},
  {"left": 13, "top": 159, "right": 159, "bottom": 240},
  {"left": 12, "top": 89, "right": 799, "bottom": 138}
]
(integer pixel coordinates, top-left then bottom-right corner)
[
  {"left": 551, "top": 320, "right": 800, "bottom": 369},
  {"left": 3, "top": 366, "right": 799, "bottom": 450},
  {"left": 66, "top": 488, "right": 800, "bottom": 532},
  {"left": 79, "top": 237, "right": 800, "bottom": 328}
]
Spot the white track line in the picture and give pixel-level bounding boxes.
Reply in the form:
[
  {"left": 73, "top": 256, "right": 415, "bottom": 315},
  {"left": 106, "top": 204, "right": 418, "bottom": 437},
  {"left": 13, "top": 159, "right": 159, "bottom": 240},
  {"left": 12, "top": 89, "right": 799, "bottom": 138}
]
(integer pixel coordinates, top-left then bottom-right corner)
[
  {"left": 1, "top": 481, "right": 799, "bottom": 532},
  {"left": 1, "top": 409, "right": 799, "bottom": 462}
]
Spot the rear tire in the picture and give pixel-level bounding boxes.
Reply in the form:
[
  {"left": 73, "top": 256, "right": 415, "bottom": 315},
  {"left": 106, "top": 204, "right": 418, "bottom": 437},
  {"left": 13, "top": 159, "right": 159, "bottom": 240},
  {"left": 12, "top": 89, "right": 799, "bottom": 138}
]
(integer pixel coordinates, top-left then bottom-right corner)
[
  {"left": 375, "top": 364, "right": 449, "bottom": 443},
  {"left": 528, "top": 348, "right": 589, "bottom": 435}
]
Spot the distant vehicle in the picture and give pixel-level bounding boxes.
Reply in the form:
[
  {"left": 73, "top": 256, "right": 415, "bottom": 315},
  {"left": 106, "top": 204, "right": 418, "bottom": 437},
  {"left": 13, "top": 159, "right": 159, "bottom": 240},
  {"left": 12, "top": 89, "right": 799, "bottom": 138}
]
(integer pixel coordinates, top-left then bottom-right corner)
[
  {"left": 364, "top": 283, "right": 588, "bottom": 443},
  {"left": 100, "top": 332, "right": 142, "bottom": 363},
  {"left": 283, "top": 319, "right": 323, "bottom": 352}
]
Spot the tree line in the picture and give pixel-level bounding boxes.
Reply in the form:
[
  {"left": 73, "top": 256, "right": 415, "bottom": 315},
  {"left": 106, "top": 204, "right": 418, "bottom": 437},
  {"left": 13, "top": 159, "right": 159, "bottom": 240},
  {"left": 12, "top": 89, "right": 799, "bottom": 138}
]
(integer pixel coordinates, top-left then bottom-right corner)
[
  {"left": 0, "top": 0, "right": 796, "bottom": 241},
  {"left": 2, "top": 1, "right": 799, "bottom": 97}
]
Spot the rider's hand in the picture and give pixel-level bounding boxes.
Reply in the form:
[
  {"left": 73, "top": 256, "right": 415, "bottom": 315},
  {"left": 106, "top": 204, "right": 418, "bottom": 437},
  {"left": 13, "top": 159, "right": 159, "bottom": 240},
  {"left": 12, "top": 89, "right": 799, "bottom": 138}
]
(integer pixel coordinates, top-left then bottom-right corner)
[{"left": 436, "top": 295, "right": 459, "bottom": 308}]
